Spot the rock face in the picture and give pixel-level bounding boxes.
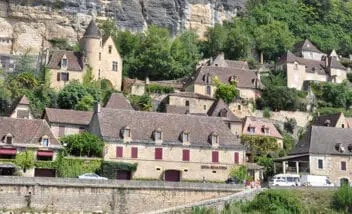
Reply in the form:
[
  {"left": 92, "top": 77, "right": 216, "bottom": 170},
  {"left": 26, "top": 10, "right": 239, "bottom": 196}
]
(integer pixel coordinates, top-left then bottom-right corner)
[{"left": 0, "top": 0, "right": 246, "bottom": 54}]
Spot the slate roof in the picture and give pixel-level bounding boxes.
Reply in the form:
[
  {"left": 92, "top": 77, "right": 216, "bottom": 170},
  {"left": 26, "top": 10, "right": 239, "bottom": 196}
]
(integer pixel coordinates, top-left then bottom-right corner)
[
  {"left": 0, "top": 117, "right": 60, "bottom": 146},
  {"left": 207, "top": 99, "right": 241, "bottom": 122},
  {"left": 194, "top": 66, "right": 259, "bottom": 89},
  {"left": 295, "top": 39, "right": 322, "bottom": 54},
  {"left": 47, "top": 51, "right": 83, "bottom": 71},
  {"left": 312, "top": 113, "right": 342, "bottom": 127},
  {"left": 277, "top": 51, "right": 326, "bottom": 74},
  {"left": 169, "top": 92, "right": 215, "bottom": 100},
  {"left": 44, "top": 108, "right": 93, "bottom": 126},
  {"left": 290, "top": 126, "right": 352, "bottom": 156},
  {"left": 92, "top": 108, "right": 243, "bottom": 148},
  {"left": 165, "top": 104, "right": 188, "bottom": 114},
  {"left": 242, "top": 117, "right": 282, "bottom": 139},
  {"left": 328, "top": 56, "right": 346, "bottom": 70},
  {"left": 105, "top": 93, "right": 134, "bottom": 110},
  {"left": 83, "top": 20, "right": 101, "bottom": 39}
]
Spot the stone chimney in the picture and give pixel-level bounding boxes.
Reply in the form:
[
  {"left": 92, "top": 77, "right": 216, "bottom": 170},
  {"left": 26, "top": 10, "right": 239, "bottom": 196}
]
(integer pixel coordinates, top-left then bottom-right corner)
[{"left": 94, "top": 102, "right": 101, "bottom": 114}]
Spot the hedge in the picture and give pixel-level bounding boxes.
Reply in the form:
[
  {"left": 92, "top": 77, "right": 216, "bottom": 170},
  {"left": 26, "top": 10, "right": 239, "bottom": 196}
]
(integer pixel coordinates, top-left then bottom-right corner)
[{"left": 101, "top": 161, "right": 137, "bottom": 179}]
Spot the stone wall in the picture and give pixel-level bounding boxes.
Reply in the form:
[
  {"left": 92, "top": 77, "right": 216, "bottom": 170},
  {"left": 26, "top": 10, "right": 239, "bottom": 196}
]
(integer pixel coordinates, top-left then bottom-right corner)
[
  {"left": 0, "top": 176, "right": 243, "bottom": 214},
  {"left": 254, "top": 110, "right": 312, "bottom": 127}
]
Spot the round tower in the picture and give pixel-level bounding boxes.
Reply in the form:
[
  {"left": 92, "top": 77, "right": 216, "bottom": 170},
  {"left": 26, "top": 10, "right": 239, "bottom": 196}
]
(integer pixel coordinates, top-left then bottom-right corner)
[{"left": 80, "top": 19, "right": 102, "bottom": 76}]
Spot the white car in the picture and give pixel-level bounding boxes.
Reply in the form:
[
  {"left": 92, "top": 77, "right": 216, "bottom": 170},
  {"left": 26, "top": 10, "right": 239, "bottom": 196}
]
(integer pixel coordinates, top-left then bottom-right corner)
[
  {"left": 271, "top": 174, "right": 300, "bottom": 187},
  {"left": 300, "top": 175, "right": 334, "bottom": 187},
  {"left": 78, "top": 173, "right": 108, "bottom": 180}
]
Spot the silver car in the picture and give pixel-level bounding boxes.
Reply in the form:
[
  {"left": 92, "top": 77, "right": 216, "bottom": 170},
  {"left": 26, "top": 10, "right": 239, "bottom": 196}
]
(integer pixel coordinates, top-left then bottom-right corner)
[{"left": 78, "top": 173, "right": 108, "bottom": 180}]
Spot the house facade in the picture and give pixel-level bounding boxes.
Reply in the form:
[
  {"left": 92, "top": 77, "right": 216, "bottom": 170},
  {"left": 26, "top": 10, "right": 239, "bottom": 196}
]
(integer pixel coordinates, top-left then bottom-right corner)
[
  {"left": 276, "top": 126, "right": 352, "bottom": 186},
  {"left": 166, "top": 92, "right": 215, "bottom": 114},
  {"left": 46, "top": 20, "right": 123, "bottom": 90},
  {"left": 276, "top": 39, "right": 347, "bottom": 90},
  {"left": 9, "top": 96, "right": 33, "bottom": 119},
  {"left": 89, "top": 105, "right": 246, "bottom": 182},
  {"left": 0, "top": 117, "right": 62, "bottom": 177}
]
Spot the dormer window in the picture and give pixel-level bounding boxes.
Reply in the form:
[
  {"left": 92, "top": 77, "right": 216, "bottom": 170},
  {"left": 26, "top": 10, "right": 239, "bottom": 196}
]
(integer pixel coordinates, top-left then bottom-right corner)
[
  {"left": 154, "top": 129, "right": 163, "bottom": 142},
  {"left": 262, "top": 126, "right": 269, "bottom": 135},
  {"left": 229, "top": 75, "right": 238, "bottom": 83},
  {"left": 182, "top": 131, "right": 190, "bottom": 143},
  {"left": 204, "top": 74, "right": 212, "bottom": 84},
  {"left": 42, "top": 136, "right": 49, "bottom": 147},
  {"left": 4, "top": 134, "right": 13, "bottom": 144},
  {"left": 219, "top": 109, "right": 228, "bottom": 117},
  {"left": 122, "top": 126, "right": 131, "bottom": 139},
  {"left": 335, "top": 143, "right": 345, "bottom": 153},
  {"left": 247, "top": 125, "right": 255, "bottom": 134},
  {"left": 61, "top": 56, "right": 68, "bottom": 69},
  {"left": 210, "top": 132, "right": 219, "bottom": 146},
  {"left": 206, "top": 85, "right": 211, "bottom": 95}
]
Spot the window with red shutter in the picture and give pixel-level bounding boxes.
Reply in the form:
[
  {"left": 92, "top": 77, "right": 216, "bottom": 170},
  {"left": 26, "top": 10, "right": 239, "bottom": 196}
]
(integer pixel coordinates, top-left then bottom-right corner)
[
  {"left": 116, "top": 146, "right": 123, "bottom": 158},
  {"left": 131, "top": 147, "right": 138, "bottom": 159},
  {"left": 182, "top": 149, "right": 190, "bottom": 161},
  {"left": 234, "top": 152, "right": 239, "bottom": 164},
  {"left": 155, "top": 148, "right": 163, "bottom": 160},
  {"left": 212, "top": 151, "right": 219, "bottom": 163}
]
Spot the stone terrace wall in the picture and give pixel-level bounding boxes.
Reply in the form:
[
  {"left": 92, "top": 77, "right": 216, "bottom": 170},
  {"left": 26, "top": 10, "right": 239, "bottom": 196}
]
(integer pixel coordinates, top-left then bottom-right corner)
[
  {"left": 0, "top": 176, "right": 243, "bottom": 214},
  {"left": 254, "top": 110, "right": 312, "bottom": 127}
]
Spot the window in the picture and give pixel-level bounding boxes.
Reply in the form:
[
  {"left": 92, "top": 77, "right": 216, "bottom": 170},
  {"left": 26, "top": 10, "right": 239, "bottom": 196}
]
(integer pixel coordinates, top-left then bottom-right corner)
[
  {"left": 182, "top": 149, "right": 190, "bottom": 161},
  {"left": 238, "top": 105, "right": 241, "bottom": 110},
  {"left": 185, "top": 100, "right": 190, "bottom": 106},
  {"left": 99, "top": 52, "right": 101, "bottom": 61},
  {"left": 57, "top": 72, "right": 69, "bottom": 81},
  {"left": 122, "top": 127, "right": 131, "bottom": 138},
  {"left": 206, "top": 86, "right": 211, "bottom": 95},
  {"left": 42, "top": 138, "right": 49, "bottom": 147},
  {"left": 263, "top": 128, "right": 269, "bottom": 135},
  {"left": 342, "top": 124, "right": 345, "bottom": 128},
  {"left": 155, "top": 148, "right": 163, "bottom": 160},
  {"left": 131, "top": 147, "right": 138, "bottom": 159},
  {"left": 58, "top": 126, "right": 65, "bottom": 137},
  {"left": 116, "top": 146, "right": 123, "bottom": 158},
  {"left": 248, "top": 127, "right": 255, "bottom": 134},
  {"left": 182, "top": 132, "right": 190, "bottom": 143},
  {"left": 154, "top": 130, "right": 162, "bottom": 141},
  {"left": 234, "top": 152, "right": 239, "bottom": 164},
  {"left": 212, "top": 151, "right": 219, "bottom": 163},
  {"left": 341, "top": 161, "right": 346, "bottom": 171},
  {"left": 318, "top": 159, "right": 323, "bottom": 169},
  {"left": 5, "top": 135, "right": 13, "bottom": 144},
  {"left": 108, "top": 46, "right": 112, "bottom": 54},
  {"left": 112, "top": 61, "right": 118, "bottom": 71},
  {"left": 210, "top": 133, "right": 219, "bottom": 145},
  {"left": 61, "top": 58, "right": 68, "bottom": 68},
  {"left": 203, "top": 105, "right": 207, "bottom": 110},
  {"left": 294, "top": 62, "right": 298, "bottom": 70}
]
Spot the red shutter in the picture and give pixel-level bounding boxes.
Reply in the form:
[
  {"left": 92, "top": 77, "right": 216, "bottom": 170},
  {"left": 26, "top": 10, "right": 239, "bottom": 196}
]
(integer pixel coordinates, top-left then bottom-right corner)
[
  {"left": 131, "top": 147, "right": 138, "bottom": 159},
  {"left": 182, "top": 149, "right": 190, "bottom": 161},
  {"left": 234, "top": 152, "right": 239, "bottom": 164},
  {"left": 116, "top": 146, "right": 123, "bottom": 158},
  {"left": 155, "top": 148, "right": 163, "bottom": 160},
  {"left": 212, "top": 151, "right": 219, "bottom": 163},
  {"left": 57, "top": 72, "right": 61, "bottom": 81}
]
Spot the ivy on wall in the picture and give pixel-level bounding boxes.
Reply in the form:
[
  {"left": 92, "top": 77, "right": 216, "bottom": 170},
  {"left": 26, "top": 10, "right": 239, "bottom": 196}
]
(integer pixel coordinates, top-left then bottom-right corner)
[
  {"left": 55, "top": 157, "right": 103, "bottom": 178},
  {"left": 146, "top": 84, "right": 175, "bottom": 94},
  {"left": 100, "top": 161, "right": 137, "bottom": 179}
]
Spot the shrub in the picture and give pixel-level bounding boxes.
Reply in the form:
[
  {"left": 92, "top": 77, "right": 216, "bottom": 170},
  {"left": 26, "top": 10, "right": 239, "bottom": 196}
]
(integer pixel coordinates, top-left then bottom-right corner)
[
  {"left": 129, "top": 94, "right": 153, "bottom": 111},
  {"left": 284, "top": 118, "right": 297, "bottom": 134},
  {"left": 55, "top": 157, "right": 102, "bottom": 178},
  {"left": 244, "top": 189, "right": 303, "bottom": 214},
  {"left": 100, "top": 161, "right": 137, "bottom": 179},
  {"left": 146, "top": 84, "right": 174, "bottom": 94},
  {"left": 15, "top": 150, "right": 35, "bottom": 172},
  {"left": 229, "top": 165, "right": 248, "bottom": 182},
  {"left": 60, "top": 132, "right": 105, "bottom": 157},
  {"left": 263, "top": 107, "right": 271, "bottom": 118},
  {"left": 332, "top": 184, "right": 352, "bottom": 213}
]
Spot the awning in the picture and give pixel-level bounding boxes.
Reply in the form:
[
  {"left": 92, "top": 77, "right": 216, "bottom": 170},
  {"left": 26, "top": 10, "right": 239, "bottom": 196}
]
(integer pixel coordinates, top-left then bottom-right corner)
[
  {"left": 37, "top": 151, "right": 54, "bottom": 157},
  {"left": 0, "top": 149, "right": 17, "bottom": 155}
]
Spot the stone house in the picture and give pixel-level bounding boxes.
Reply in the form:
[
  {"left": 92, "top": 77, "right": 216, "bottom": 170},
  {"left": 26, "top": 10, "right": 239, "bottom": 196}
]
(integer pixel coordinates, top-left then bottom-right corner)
[
  {"left": 9, "top": 95, "right": 33, "bottom": 119},
  {"left": 0, "top": 116, "right": 62, "bottom": 177},
  {"left": 46, "top": 20, "right": 123, "bottom": 90},
  {"left": 242, "top": 116, "right": 283, "bottom": 149},
  {"left": 89, "top": 105, "right": 246, "bottom": 182},
  {"left": 43, "top": 108, "right": 93, "bottom": 138},
  {"left": 166, "top": 92, "right": 215, "bottom": 114},
  {"left": 276, "top": 126, "right": 352, "bottom": 186},
  {"left": 276, "top": 39, "right": 347, "bottom": 90}
]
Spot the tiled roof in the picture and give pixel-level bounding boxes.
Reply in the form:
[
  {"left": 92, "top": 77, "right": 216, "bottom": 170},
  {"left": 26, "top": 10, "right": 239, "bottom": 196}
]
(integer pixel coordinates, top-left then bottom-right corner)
[
  {"left": 225, "top": 60, "right": 249, "bottom": 70},
  {"left": 207, "top": 99, "right": 241, "bottom": 122},
  {"left": 105, "top": 93, "right": 134, "bottom": 110},
  {"left": 295, "top": 39, "right": 322, "bottom": 54},
  {"left": 92, "top": 108, "right": 243, "bottom": 148},
  {"left": 47, "top": 51, "right": 83, "bottom": 71},
  {"left": 169, "top": 92, "right": 215, "bottom": 100},
  {"left": 290, "top": 126, "right": 352, "bottom": 155},
  {"left": 44, "top": 108, "right": 93, "bottom": 126},
  {"left": 328, "top": 56, "right": 346, "bottom": 70},
  {"left": 194, "top": 66, "right": 259, "bottom": 89},
  {"left": 18, "top": 96, "right": 30, "bottom": 105},
  {"left": 83, "top": 20, "right": 101, "bottom": 39},
  {"left": 8, "top": 95, "right": 31, "bottom": 116},
  {"left": 312, "top": 113, "right": 342, "bottom": 127},
  {"left": 242, "top": 117, "right": 282, "bottom": 139},
  {"left": 277, "top": 51, "right": 326, "bottom": 74},
  {"left": 0, "top": 117, "right": 60, "bottom": 146},
  {"left": 165, "top": 104, "right": 188, "bottom": 114}
]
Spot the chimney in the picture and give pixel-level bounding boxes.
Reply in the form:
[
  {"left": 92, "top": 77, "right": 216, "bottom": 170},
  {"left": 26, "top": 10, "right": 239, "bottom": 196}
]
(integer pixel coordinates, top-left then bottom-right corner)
[{"left": 94, "top": 102, "right": 101, "bottom": 113}]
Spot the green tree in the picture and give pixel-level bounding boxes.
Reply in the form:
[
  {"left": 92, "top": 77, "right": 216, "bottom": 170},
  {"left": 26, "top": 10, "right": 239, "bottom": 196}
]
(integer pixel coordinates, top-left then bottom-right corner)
[
  {"left": 15, "top": 150, "right": 35, "bottom": 172},
  {"left": 257, "top": 86, "right": 302, "bottom": 111},
  {"left": 75, "top": 95, "right": 94, "bottom": 111},
  {"left": 58, "top": 82, "right": 90, "bottom": 109},
  {"left": 332, "top": 184, "right": 352, "bottom": 213},
  {"left": 202, "top": 23, "right": 228, "bottom": 58},
  {"left": 241, "top": 135, "right": 280, "bottom": 155},
  {"left": 214, "top": 78, "right": 239, "bottom": 104},
  {"left": 284, "top": 118, "right": 297, "bottom": 134},
  {"left": 263, "top": 107, "right": 271, "bottom": 118},
  {"left": 283, "top": 134, "right": 295, "bottom": 154},
  {"left": 60, "top": 132, "right": 105, "bottom": 157},
  {"left": 229, "top": 165, "right": 249, "bottom": 181},
  {"left": 224, "top": 21, "right": 252, "bottom": 59},
  {"left": 129, "top": 94, "right": 153, "bottom": 111},
  {"left": 13, "top": 49, "right": 36, "bottom": 74}
]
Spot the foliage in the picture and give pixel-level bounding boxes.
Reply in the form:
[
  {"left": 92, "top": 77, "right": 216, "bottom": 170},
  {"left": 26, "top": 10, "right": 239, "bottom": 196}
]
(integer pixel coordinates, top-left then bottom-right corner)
[
  {"left": 241, "top": 135, "right": 279, "bottom": 155},
  {"left": 83, "top": 66, "right": 94, "bottom": 87},
  {"left": 146, "top": 84, "right": 175, "bottom": 94},
  {"left": 55, "top": 157, "right": 102, "bottom": 178},
  {"left": 229, "top": 165, "right": 249, "bottom": 182},
  {"left": 243, "top": 189, "right": 303, "bottom": 214},
  {"left": 75, "top": 95, "right": 94, "bottom": 111},
  {"left": 191, "top": 207, "right": 217, "bottom": 214},
  {"left": 60, "top": 132, "right": 105, "bottom": 157},
  {"left": 255, "top": 156, "right": 275, "bottom": 180},
  {"left": 48, "top": 38, "right": 74, "bottom": 51},
  {"left": 129, "top": 94, "right": 153, "bottom": 111},
  {"left": 100, "top": 161, "right": 137, "bottom": 179},
  {"left": 13, "top": 50, "right": 36, "bottom": 74},
  {"left": 263, "top": 107, "right": 271, "bottom": 118},
  {"left": 284, "top": 118, "right": 297, "bottom": 134},
  {"left": 15, "top": 150, "right": 35, "bottom": 172},
  {"left": 348, "top": 73, "right": 352, "bottom": 83},
  {"left": 214, "top": 78, "right": 239, "bottom": 104},
  {"left": 332, "top": 184, "right": 352, "bottom": 213},
  {"left": 283, "top": 134, "right": 295, "bottom": 155},
  {"left": 314, "top": 107, "right": 352, "bottom": 118}
]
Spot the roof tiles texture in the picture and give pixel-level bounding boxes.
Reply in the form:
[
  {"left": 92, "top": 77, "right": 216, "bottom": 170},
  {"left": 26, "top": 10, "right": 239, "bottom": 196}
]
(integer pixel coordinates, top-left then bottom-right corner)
[
  {"left": 242, "top": 117, "right": 282, "bottom": 139},
  {"left": 207, "top": 99, "right": 241, "bottom": 122},
  {"left": 47, "top": 51, "right": 83, "bottom": 71},
  {"left": 44, "top": 108, "right": 93, "bottom": 126},
  {"left": 105, "top": 93, "right": 134, "bottom": 110}
]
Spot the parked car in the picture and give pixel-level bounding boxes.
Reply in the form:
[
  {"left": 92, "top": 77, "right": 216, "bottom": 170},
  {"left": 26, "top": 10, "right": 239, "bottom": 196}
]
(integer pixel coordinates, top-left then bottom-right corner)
[
  {"left": 225, "top": 176, "right": 240, "bottom": 184},
  {"left": 78, "top": 173, "right": 108, "bottom": 180},
  {"left": 300, "top": 175, "right": 334, "bottom": 187},
  {"left": 270, "top": 174, "right": 300, "bottom": 187}
]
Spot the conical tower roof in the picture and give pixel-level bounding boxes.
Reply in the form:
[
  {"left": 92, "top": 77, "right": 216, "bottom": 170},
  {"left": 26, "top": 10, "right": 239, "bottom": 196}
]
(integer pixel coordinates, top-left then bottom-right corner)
[{"left": 83, "top": 19, "right": 101, "bottom": 39}]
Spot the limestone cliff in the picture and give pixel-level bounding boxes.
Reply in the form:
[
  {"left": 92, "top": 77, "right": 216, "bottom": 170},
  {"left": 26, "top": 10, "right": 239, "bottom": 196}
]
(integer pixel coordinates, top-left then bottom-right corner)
[{"left": 0, "top": 0, "right": 246, "bottom": 54}]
